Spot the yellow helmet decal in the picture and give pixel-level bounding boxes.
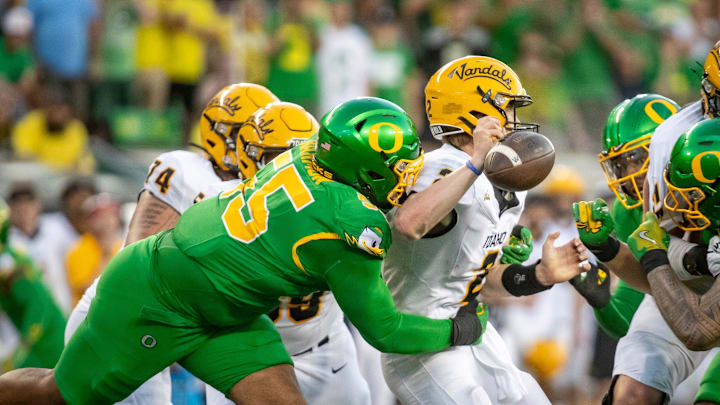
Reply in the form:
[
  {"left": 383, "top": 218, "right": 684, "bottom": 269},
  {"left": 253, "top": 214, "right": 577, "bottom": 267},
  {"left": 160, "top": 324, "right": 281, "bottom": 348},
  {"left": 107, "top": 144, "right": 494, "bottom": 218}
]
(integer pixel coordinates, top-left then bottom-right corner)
[{"left": 368, "top": 122, "right": 404, "bottom": 154}]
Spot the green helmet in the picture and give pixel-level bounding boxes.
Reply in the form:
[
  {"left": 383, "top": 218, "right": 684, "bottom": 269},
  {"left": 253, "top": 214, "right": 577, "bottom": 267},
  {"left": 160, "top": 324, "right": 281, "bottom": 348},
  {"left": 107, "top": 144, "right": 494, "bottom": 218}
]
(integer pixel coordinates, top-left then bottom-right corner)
[
  {"left": 0, "top": 198, "right": 9, "bottom": 252},
  {"left": 315, "top": 97, "right": 424, "bottom": 211},
  {"left": 600, "top": 94, "right": 679, "bottom": 209},
  {"left": 664, "top": 118, "right": 720, "bottom": 231}
]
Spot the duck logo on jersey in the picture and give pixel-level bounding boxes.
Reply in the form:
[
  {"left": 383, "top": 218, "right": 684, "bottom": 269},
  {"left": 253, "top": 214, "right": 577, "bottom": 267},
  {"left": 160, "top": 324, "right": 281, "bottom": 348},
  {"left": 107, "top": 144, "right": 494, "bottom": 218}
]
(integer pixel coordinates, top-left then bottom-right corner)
[{"left": 346, "top": 227, "right": 385, "bottom": 257}]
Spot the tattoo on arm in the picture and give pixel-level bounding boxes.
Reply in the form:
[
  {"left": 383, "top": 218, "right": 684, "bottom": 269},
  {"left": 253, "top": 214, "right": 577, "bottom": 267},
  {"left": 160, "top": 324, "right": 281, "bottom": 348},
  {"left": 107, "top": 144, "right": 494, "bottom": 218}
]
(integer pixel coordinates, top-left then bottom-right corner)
[
  {"left": 124, "top": 191, "right": 181, "bottom": 245},
  {"left": 648, "top": 264, "right": 720, "bottom": 350}
]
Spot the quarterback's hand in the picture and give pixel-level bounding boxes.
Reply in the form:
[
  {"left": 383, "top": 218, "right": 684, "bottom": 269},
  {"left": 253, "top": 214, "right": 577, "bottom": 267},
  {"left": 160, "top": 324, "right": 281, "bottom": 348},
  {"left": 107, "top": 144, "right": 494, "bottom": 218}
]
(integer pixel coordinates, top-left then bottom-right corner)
[
  {"left": 569, "top": 262, "right": 611, "bottom": 308},
  {"left": 536, "top": 233, "right": 591, "bottom": 286},
  {"left": 627, "top": 212, "right": 669, "bottom": 262},
  {"left": 471, "top": 116, "right": 505, "bottom": 170},
  {"left": 501, "top": 225, "right": 533, "bottom": 264},
  {"left": 573, "top": 199, "right": 614, "bottom": 246}
]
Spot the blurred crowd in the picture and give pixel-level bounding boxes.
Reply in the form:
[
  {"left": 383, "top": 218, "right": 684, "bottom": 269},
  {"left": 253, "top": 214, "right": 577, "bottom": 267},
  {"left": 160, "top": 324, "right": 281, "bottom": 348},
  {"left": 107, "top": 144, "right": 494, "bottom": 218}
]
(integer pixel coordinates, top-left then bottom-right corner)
[
  {"left": 0, "top": 0, "right": 719, "bottom": 174},
  {"left": 1, "top": 0, "right": 719, "bottom": 404}
]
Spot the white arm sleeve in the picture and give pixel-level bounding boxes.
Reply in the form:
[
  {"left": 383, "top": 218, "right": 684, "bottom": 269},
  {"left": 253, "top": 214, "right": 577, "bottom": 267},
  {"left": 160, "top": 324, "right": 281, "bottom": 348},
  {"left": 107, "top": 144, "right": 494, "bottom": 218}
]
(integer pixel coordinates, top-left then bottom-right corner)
[{"left": 668, "top": 235, "right": 702, "bottom": 280}]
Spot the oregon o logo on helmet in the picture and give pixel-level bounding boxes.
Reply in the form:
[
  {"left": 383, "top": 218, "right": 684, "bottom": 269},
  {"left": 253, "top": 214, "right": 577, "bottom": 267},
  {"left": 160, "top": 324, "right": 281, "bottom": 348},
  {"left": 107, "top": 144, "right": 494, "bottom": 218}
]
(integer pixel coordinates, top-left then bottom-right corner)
[
  {"left": 141, "top": 334, "right": 157, "bottom": 348},
  {"left": 644, "top": 99, "right": 678, "bottom": 124},
  {"left": 368, "top": 122, "right": 404, "bottom": 154},
  {"left": 691, "top": 151, "right": 720, "bottom": 183}
]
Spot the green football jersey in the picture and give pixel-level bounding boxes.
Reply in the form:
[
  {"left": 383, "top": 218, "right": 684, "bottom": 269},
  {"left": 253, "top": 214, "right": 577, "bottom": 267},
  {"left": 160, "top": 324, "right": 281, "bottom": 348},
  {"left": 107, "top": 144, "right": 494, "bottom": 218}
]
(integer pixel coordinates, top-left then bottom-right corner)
[{"left": 171, "top": 138, "right": 392, "bottom": 316}]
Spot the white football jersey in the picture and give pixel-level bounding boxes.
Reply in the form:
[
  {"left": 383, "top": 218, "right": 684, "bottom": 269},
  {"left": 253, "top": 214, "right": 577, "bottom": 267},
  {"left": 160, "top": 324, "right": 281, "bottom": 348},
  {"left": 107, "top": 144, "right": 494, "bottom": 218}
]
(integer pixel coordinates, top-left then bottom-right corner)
[
  {"left": 383, "top": 144, "right": 526, "bottom": 319},
  {"left": 647, "top": 100, "right": 705, "bottom": 213},
  {"left": 143, "top": 150, "right": 222, "bottom": 213}
]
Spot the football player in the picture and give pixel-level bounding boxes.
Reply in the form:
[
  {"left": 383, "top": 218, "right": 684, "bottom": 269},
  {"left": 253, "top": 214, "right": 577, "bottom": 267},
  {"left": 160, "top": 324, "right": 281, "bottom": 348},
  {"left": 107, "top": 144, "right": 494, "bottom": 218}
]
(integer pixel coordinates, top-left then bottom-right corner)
[
  {"left": 626, "top": 119, "right": 720, "bottom": 404},
  {"left": 0, "top": 198, "right": 65, "bottom": 372},
  {"left": 63, "top": 83, "right": 280, "bottom": 404},
  {"left": 205, "top": 103, "right": 372, "bottom": 405},
  {"left": 573, "top": 43, "right": 720, "bottom": 404},
  {"left": 380, "top": 55, "right": 590, "bottom": 404}
]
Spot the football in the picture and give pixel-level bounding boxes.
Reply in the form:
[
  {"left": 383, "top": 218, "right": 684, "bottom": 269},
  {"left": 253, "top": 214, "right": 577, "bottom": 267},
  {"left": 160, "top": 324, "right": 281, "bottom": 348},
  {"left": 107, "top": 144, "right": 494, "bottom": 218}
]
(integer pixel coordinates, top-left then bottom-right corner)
[{"left": 483, "top": 131, "right": 556, "bottom": 191}]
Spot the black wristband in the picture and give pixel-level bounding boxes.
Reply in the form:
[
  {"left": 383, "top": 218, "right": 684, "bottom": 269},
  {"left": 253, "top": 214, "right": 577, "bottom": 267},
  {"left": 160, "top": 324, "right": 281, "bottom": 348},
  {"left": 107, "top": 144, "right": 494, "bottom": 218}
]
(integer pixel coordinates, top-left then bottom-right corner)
[
  {"left": 640, "top": 249, "right": 670, "bottom": 274},
  {"left": 501, "top": 260, "right": 553, "bottom": 297},
  {"left": 683, "top": 245, "right": 711, "bottom": 276},
  {"left": 450, "top": 300, "right": 483, "bottom": 346},
  {"left": 586, "top": 236, "right": 620, "bottom": 263}
]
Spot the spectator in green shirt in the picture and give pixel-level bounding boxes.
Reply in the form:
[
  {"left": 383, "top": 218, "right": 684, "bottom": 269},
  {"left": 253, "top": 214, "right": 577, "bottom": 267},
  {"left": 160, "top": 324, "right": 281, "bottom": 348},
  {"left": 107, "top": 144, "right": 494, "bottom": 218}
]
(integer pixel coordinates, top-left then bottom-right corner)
[{"left": 0, "top": 7, "right": 35, "bottom": 85}]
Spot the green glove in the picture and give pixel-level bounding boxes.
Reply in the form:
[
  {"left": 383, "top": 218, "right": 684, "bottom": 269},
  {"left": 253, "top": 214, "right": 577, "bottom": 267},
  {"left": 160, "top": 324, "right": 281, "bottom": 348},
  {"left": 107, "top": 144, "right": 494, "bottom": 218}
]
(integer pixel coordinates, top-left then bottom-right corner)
[
  {"left": 627, "top": 211, "right": 669, "bottom": 261},
  {"left": 572, "top": 199, "right": 614, "bottom": 246},
  {"left": 501, "top": 225, "right": 533, "bottom": 264}
]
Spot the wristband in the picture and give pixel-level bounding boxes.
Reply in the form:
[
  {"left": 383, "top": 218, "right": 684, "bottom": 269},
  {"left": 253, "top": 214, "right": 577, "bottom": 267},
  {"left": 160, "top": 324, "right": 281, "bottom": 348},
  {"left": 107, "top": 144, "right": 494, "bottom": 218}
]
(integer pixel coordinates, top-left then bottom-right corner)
[
  {"left": 450, "top": 299, "right": 483, "bottom": 346},
  {"left": 501, "top": 260, "right": 553, "bottom": 296},
  {"left": 640, "top": 249, "right": 670, "bottom": 274},
  {"left": 586, "top": 236, "right": 620, "bottom": 263},
  {"left": 466, "top": 160, "right": 482, "bottom": 176}
]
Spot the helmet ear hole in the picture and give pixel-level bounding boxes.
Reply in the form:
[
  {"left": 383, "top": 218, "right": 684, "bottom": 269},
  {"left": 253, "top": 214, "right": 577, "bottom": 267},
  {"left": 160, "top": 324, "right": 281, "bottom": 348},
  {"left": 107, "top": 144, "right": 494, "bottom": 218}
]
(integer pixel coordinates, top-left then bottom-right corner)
[
  {"left": 206, "top": 139, "right": 216, "bottom": 148},
  {"left": 354, "top": 119, "right": 367, "bottom": 133},
  {"left": 367, "top": 171, "right": 384, "bottom": 180}
]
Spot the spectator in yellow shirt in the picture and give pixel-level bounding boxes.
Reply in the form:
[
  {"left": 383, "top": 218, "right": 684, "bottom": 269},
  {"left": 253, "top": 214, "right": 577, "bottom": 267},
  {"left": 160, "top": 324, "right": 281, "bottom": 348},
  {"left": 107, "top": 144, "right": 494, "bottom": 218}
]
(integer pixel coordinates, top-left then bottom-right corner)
[
  {"left": 65, "top": 194, "right": 122, "bottom": 305},
  {"left": 11, "top": 88, "right": 95, "bottom": 173}
]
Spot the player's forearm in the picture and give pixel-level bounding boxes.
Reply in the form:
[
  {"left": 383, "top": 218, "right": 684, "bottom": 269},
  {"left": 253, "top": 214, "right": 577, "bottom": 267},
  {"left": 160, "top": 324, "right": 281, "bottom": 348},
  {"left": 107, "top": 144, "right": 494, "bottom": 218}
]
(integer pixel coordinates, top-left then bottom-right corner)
[
  {"left": 593, "top": 281, "right": 644, "bottom": 339},
  {"left": 124, "top": 191, "right": 180, "bottom": 245},
  {"left": 358, "top": 314, "right": 452, "bottom": 354},
  {"left": 392, "top": 167, "right": 478, "bottom": 240},
  {"left": 479, "top": 263, "right": 512, "bottom": 298},
  {"left": 648, "top": 264, "right": 720, "bottom": 351},
  {"left": 603, "top": 243, "right": 651, "bottom": 293}
]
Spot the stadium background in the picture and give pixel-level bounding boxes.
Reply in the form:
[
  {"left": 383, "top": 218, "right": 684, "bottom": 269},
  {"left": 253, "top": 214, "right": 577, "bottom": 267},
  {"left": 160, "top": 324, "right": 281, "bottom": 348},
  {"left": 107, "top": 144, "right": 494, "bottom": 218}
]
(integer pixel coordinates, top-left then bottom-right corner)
[{"left": 0, "top": 0, "right": 717, "bottom": 403}]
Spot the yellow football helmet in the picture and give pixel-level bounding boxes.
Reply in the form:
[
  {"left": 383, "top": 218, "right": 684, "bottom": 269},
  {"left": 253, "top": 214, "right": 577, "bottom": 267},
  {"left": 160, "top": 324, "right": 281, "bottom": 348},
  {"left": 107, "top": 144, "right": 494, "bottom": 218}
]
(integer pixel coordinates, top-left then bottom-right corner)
[
  {"left": 237, "top": 101, "right": 319, "bottom": 178},
  {"left": 702, "top": 41, "right": 720, "bottom": 118},
  {"left": 425, "top": 55, "right": 537, "bottom": 139},
  {"left": 200, "top": 83, "right": 278, "bottom": 173}
]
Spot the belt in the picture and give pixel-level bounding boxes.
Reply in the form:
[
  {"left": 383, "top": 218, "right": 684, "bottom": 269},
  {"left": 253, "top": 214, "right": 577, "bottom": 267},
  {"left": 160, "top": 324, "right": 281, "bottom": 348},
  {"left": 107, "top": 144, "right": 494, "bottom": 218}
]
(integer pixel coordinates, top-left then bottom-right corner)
[{"left": 292, "top": 335, "right": 330, "bottom": 356}]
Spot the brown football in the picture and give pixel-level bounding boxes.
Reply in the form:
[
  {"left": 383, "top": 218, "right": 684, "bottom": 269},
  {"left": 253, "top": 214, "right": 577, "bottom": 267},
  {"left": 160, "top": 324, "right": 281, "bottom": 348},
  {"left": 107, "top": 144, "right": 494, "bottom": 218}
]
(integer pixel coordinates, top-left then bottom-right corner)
[{"left": 484, "top": 131, "right": 555, "bottom": 191}]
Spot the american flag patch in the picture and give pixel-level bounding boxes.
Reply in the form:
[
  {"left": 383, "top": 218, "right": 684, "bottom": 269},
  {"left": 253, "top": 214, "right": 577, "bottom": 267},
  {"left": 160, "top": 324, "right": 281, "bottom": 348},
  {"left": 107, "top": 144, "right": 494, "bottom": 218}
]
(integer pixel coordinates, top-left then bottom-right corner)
[{"left": 321, "top": 142, "right": 331, "bottom": 151}]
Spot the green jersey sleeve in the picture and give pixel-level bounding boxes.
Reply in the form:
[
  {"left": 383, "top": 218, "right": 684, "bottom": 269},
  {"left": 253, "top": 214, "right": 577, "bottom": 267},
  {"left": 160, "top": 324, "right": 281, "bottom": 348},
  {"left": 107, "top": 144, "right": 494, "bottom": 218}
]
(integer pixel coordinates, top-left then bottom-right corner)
[
  {"left": 296, "top": 238, "right": 451, "bottom": 353},
  {"left": 332, "top": 189, "right": 392, "bottom": 259},
  {"left": 593, "top": 279, "right": 644, "bottom": 339},
  {"left": 611, "top": 198, "right": 642, "bottom": 243}
]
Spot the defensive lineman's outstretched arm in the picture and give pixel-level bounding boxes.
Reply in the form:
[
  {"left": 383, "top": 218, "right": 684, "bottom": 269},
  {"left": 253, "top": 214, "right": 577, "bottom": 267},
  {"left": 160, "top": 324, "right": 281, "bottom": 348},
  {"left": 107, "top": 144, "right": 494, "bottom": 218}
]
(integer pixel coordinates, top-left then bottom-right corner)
[
  {"left": 299, "top": 240, "right": 480, "bottom": 353},
  {"left": 628, "top": 212, "right": 720, "bottom": 351},
  {"left": 392, "top": 116, "right": 504, "bottom": 240},
  {"left": 124, "top": 191, "right": 180, "bottom": 245}
]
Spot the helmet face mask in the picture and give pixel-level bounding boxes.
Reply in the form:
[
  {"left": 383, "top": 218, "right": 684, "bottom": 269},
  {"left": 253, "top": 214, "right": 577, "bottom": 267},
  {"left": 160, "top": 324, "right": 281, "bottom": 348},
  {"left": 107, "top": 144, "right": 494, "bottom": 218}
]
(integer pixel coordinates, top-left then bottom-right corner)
[
  {"left": 200, "top": 83, "right": 279, "bottom": 173},
  {"left": 663, "top": 119, "right": 720, "bottom": 231},
  {"left": 599, "top": 94, "right": 679, "bottom": 210},
  {"left": 236, "top": 102, "right": 319, "bottom": 179},
  {"left": 599, "top": 135, "right": 650, "bottom": 209}
]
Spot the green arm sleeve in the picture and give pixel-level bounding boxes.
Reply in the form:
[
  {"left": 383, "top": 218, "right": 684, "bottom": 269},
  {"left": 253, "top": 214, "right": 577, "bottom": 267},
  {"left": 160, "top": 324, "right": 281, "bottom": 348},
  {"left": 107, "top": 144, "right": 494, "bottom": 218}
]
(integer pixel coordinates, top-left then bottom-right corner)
[
  {"left": 611, "top": 198, "right": 642, "bottom": 243},
  {"left": 298, "top": 239, "right": 451, "bottom": 354},
  {"left": 593, "top": 279, "right": 645, "bottom": 339}
]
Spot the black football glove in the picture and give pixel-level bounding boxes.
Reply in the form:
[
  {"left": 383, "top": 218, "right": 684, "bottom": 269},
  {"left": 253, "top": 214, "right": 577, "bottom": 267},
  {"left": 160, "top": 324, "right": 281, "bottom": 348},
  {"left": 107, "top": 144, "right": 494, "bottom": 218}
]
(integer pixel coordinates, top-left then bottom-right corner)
[
  {"left": 569, "top": 262, "right": 611, "bottom": 308},
  {"left": 450, "top": 299, "right": 484, "bottom": 345}
]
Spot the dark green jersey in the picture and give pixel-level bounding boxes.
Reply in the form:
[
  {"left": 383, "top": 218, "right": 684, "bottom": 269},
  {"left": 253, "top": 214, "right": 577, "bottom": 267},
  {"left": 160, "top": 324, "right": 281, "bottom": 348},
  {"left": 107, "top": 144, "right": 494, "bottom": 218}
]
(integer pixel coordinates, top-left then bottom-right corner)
[
  {"left": 166, "top": 138, "right": 450, "bottom": 353},
  {"left": 173, "top": 139, "right": 391, "bottom": 310}
]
